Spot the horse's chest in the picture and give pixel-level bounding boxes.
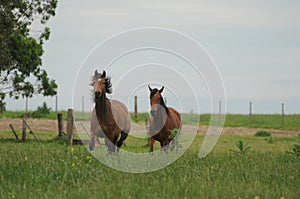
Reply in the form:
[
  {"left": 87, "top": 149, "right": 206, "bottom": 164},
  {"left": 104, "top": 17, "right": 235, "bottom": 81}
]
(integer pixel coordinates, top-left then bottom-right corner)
[{"left": 150, "top": 128, "right": 169, "bottom": 141}]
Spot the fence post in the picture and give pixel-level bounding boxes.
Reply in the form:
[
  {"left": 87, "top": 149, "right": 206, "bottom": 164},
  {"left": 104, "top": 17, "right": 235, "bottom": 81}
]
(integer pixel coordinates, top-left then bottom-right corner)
[
  {"left": 55, "top": 95, "right": 58, "bottom": 113},
  {"left": 134, "top": 96, "right": 138, "bottom": 118},
  {"left": 22, "top": 114, "right": 27, "bottom": 142},
  {"left": 249, "top": 101, "right": 252, "bottom": 124},
  {"left": 9, "top": 124, "right": 19, "bottom": 140},
  {"left": 66, "top": 109, "right": 74, "bottom": 144},
  {"left": 25, "top": 97, "right": 28, "bottom": 113},
  {"left": 57, "top": 113, "right": 64, "bottom": 137},
  {"left": 82, "top": 96, "right": 84, "bottom": 115},
  {"left": 281, "top": 103, "right": 284, "bottom": 128},
  {"left": 218, "top": 100, "right": 221, "bottom": 120}
]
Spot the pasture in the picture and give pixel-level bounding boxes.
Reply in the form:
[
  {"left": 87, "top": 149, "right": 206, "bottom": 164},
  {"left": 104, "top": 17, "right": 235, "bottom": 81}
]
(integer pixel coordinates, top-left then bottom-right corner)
[
  {"left": 0, "top": 113, "right": 299, "bottom": 199},
  {"left": 2, "top": 111, "right": 300, "bottom": 131}
]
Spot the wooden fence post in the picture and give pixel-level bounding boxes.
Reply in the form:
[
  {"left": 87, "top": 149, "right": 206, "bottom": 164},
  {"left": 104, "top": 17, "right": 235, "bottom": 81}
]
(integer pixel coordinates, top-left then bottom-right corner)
[
  {"left": 9, "top": 124, "right": 19, "bottom": 140},
  {"left": 55, "top": 95, "right": 58, "bottom": 113},
  {"left": 22, "top": 114, "right": 27, "bottom": 142},
  {"left": 281, "top": 103, "right": 284, "bottom": 128},
  {"left": 57, "top": 113, "right": 64, "bottom": 137},
  {"left": 82, "top": 96, "right": 84, "bottom": 115},
  {"left": 218, "top": 100, "right": 221, "bottom": 120},
  {"left": 66, "top": 109, "right": 74, "bottom": 144},
  {"left": 25, "top": 97, "right": 28, "bottom": 113},
  {"left": 249, "top": 101, "right": 252, "bottom": 124},
  {"left": 22, "top": 118, "right": 39, "bottom": 142},
  {"left": 134, "top": 96, "right": 138, "bottom": 118}
]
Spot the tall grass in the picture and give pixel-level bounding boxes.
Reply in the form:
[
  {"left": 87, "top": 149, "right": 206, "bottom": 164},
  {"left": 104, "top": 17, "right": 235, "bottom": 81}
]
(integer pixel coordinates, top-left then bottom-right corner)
[{"left": 0, "top": 133, "right": 299, "bottom": 199}]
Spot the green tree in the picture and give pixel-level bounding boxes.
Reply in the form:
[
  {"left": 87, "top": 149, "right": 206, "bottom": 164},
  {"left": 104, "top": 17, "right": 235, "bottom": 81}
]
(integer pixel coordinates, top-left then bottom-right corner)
[{"left": 0, "top": 0, "right": 58, "bottom": 113}]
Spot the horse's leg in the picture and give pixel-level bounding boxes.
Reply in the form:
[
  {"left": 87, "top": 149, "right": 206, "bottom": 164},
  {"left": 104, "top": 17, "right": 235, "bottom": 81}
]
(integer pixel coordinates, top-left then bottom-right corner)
[
  {"left": 104, "top": 137, "right": 111, "bottom": 153},
  {"left": 112, "top": 134, "right": 119, "bottom": 153},
  {"left": 89, "top": 130, "right": 95, "bottom": 151},
  {"left": 162, "top": 139, "right": 169, "bottom": 152},
  {"left": 169, "top": 138, "right": 175, "bottom": 151},
  {"left": 148, "top": 137, "right": 155, "bottom": 153},
  {"left": 116, "top": 131, "right": 128, "bottom": 152},
  {"left": 160, "top": 141, "right": 163, "bottom": 150}
]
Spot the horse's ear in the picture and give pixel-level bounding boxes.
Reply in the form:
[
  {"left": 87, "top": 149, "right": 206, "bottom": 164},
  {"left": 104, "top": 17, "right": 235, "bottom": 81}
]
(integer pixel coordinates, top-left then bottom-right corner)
[
  {"left": 159, "top": 86, "right": 164, "bottom": 93},
  {"left": 94, "top": 70, "right": 98, "bottom": 76},
  {"left": 101, "top": 70, "right": 106, "bottom": 78},
  {"left": 148, "top": 85, "right": 152, "bottom": 92}
]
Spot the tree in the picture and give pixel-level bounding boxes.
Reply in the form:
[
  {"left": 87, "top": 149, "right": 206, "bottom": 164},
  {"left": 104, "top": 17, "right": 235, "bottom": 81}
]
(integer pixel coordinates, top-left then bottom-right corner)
[{"left": 0, "top": 0, "right": 58, "bottom": 113}]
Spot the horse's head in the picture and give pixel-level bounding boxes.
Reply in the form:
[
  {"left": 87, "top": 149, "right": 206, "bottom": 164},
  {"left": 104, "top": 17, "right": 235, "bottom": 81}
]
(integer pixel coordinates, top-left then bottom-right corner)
[
  {"left": 93, "top": 70, "right": 112, "bottom": 100},
  {"left": 148, "top": 85, "right": 168, "bottom": 116}
]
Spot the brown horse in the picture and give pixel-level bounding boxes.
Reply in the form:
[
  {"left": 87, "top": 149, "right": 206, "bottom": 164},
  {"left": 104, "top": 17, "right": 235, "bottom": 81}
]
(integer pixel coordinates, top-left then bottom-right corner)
[
  {"left": 148, "top": 85, "right": 181, "bottom": 152},
  {"left": 89, "top": 71, "right": 105, "bottom": 149},
  {"left": 89, "top": 70, "right": 131, "bottom": 153}
]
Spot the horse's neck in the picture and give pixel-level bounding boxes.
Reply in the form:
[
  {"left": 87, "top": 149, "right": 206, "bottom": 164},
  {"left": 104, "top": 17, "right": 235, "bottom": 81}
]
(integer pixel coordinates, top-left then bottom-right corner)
[
  {"left": 153, "top": 108, "right": 168, "bottom": 129},
  {"left": 95, "top": 94, "right": 111, "bottom": 121}
]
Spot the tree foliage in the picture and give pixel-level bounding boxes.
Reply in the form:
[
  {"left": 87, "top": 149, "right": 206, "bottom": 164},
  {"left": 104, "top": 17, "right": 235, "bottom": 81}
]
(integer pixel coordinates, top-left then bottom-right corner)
[{"left": 0, "top": 0, "right": 58, "bottom": 113}]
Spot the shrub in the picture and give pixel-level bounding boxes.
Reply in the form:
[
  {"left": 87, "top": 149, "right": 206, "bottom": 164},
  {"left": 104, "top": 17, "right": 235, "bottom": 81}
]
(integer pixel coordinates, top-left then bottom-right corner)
[
  {"left": 255, "top": 131, "right": 271, "bottom": 137},
  {"left": 265, "top": 136, "right": 274, "bottom": 144},
  {"left": 286, "top": 144, "right": 300, "bottom": 158},
  {"left": 230, "top": 140, "right": 251, "bottom": 155},
  {"left": 32, "top": 102, "right": 51, "bottom": 118}
]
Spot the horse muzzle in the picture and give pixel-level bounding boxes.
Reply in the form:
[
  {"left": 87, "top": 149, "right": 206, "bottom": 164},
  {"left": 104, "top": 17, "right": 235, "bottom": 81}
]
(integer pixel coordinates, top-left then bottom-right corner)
[
  {"left": 94, "top": 91, "right": 101, "bottom": 99},
  {"left": 150, "top": 109, "right": 157, "bottom": 116}
]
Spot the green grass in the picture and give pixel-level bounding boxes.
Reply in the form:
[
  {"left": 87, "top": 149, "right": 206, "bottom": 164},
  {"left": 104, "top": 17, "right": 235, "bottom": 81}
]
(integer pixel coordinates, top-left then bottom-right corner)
[
  {"left": 2, "top": 111, "right": 300, "bottom": 130},
  {"left": 0, "top": 111, "right": 65, "bottom": 120},
  {"left": 195, "top": 114, "right": 300, "bottom": 131},
  {"left": 0, "top": 111, "right": 91, "bottom": 121},
  {"left": 0, "top": 130, "right": 299, "bottom": 199},
  {"left": 128, "top": 113, "right": 300, "bottom": 131},
  {"left": 223, "top": 114, "right": 300, "bottom": 130}
]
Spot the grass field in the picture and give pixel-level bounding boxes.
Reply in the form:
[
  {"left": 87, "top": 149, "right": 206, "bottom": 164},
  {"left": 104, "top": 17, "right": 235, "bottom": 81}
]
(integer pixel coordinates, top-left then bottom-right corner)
[
  {"left": 1, "top": 111, "right": 299, "bottom": 198},
  {"left": 0, "top": 129, "right": 299, "bottom": 199},
  {"left": 1, "top": 111, "right": 300, "bottom": 131}
]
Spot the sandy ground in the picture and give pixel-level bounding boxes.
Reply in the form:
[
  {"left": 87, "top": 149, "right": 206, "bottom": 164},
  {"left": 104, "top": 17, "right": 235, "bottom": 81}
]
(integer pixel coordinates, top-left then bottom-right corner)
[{"left": 0, "top": 118, "right": 299, "bottom": 137}]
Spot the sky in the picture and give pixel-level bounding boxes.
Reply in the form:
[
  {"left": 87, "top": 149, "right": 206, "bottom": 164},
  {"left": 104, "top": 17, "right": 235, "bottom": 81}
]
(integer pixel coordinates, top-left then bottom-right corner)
[{"left": 5, "top": 0, "right": 300, "bottom": 114}]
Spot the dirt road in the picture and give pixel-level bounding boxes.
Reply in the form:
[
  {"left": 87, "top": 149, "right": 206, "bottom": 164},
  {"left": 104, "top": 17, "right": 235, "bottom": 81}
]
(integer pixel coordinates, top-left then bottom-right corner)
[{"left": 1, "top": 118, "right": 299, "bottom": 137}]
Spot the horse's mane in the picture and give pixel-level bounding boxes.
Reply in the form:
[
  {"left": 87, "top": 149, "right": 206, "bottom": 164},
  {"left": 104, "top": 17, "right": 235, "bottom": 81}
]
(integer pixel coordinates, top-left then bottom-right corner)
[
  {"left": 90, "top": 70, "right": 113, "bottom": 95},
  {"left": 150, "top": 88, "right": 169, "bottom": 115}
]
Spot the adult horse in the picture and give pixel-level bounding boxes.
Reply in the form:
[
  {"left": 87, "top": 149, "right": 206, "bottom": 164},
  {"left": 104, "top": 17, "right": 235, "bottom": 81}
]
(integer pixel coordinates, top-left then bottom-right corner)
[
  {"left": 89, "top": 70, "right": 131, "bottom": 153},
  {"left": 148, "top": 85, "right": 181, "bottom": 152},
  {"left": 89, "top": 70, "right": 105, "bottom": 147}
]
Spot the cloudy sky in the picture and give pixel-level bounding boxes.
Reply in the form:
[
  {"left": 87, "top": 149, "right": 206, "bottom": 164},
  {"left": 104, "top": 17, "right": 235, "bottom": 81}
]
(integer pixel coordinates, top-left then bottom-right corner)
[{"left": 6, "top": 0, "right": 300, "bottom": 114}]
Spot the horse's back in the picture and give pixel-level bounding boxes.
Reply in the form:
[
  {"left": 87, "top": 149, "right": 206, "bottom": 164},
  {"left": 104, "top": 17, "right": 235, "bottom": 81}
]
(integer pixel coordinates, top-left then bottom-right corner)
[{"left": 111, "top": 100, "right": 131, "bottom": 133}]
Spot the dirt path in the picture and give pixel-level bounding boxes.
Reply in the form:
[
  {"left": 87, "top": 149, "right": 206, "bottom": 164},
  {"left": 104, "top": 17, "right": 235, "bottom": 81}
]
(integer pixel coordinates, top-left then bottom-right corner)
[{"left": 0, "top": 118, "right": 299, "bottom": 137}]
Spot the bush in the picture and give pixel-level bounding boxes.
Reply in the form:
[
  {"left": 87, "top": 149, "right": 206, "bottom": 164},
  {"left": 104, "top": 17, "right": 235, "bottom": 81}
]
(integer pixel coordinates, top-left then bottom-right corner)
[
  {"left": 286, "top": 144, "right": 300, "bottom": 158},
  {"left": 32, "top": 102, "right": 51, "bottom": 118},
  {"left": 255, "top": 131, "right": 271, "bottom": 137},
  {"left": 230, "top": 140, "right": 251, "bottom": 155},
  {"left": 265, "top": 136, "right": 275, "bottom": 144}
]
